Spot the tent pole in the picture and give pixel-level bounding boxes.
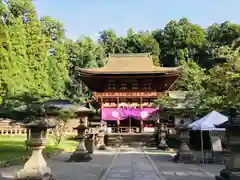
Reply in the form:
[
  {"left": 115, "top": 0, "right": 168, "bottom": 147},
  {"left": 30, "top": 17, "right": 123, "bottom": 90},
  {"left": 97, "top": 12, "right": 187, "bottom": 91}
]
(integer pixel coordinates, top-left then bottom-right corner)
[{"left": 201, "top": 130, "right": 204, "bottom": 164}]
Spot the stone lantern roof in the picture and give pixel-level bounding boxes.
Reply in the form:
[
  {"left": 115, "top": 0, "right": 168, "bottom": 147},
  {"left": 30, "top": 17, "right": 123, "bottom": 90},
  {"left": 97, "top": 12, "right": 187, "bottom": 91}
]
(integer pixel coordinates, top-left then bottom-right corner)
[
  {"left": 216, "top": 107, "right": 240, "bottom": 128},
  {"left": 24, "top": 118, "right": 56, "bottom": 129},
  {"left": 43, "top": 99, "right": 91, "bottom": 113},
  {"left": 176, "top": 120, "right": 190, "bottom": 129}
]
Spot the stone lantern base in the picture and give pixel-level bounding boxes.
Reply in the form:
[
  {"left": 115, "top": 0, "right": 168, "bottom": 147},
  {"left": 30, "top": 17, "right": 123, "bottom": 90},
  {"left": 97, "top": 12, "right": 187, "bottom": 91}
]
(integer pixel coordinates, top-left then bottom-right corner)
[
  {"left": 215, "top": 169, "right": 240, "bottom": 180},
  {"left": 69, "top": 151, "right": 91, "bottom": 162},
  {"left": 69, "top": 139, "right": 92, "bottom": 162},
  {"left": 96, "top": 131, "right": 106, "bottom": 150},
  {"left": 97, "top": 144, "right": 106, "bottom": 150},
  {"left": 173, "top": 151, "right": 196, "bottom": 163},
  {"left": 85, "top": 136, "right": 95, "bottom": 154},
  {"left": 14, "top": 146, "right": 54, "bottom": 180},
  {"left": 173, "top": 142, "right": 196, "bottom": 163},
  {"left": 14, "top": 173, "right": 54, "bottom": 180},
  {"left": 157, "top": 138, "right": 169, "bottom": 150}
]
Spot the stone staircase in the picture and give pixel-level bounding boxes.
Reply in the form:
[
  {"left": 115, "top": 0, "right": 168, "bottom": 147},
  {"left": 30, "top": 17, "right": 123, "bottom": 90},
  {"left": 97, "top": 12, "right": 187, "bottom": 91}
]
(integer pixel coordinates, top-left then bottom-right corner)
[
  {"left": 146, "top": 136, "right": 157, "bottom": 147},
  {"left": 106, "top": 133, "right": 157, "bottom": 147}
]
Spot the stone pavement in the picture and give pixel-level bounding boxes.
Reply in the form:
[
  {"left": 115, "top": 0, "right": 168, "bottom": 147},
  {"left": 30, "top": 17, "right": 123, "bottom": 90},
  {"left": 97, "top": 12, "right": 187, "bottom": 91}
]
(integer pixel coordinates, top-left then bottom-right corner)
[
  {"left": 146, "top": 149, "right": 223, "bottom": 180},
  {"left": 101, "top": 147, "right": 162, "bottom": 180},
  {"left": 0, "top": 147, "right": 224, "bottom": 180}
]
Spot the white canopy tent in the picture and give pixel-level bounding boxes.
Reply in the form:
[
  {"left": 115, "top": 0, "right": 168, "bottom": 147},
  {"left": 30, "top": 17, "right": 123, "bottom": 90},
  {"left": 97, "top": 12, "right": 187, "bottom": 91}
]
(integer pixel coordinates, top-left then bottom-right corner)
[
  {"left": 188, "top": 111, "right": 228, "bottom": 163},
  {"left": 189, "top": 111, "right": 228, "bottom": 131}
]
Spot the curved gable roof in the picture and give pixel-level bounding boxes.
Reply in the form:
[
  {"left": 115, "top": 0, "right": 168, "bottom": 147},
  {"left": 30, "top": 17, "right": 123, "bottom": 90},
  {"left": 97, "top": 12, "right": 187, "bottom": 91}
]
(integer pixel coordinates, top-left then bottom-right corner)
[{"left": 77, "top": 53, "right": 182, "bottom": 75}]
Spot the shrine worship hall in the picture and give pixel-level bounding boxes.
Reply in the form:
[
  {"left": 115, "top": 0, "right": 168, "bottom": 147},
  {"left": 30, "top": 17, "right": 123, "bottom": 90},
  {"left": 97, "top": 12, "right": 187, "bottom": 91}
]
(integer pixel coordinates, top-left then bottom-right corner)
[{"left": 77, "top": 53, "right": 182, "bottom": 134}]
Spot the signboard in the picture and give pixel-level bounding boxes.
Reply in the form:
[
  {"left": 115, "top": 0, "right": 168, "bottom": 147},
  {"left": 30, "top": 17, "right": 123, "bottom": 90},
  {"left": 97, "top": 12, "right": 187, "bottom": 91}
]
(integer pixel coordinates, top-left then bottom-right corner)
[
  {"left": 210, "top": 135, "right": 224, "bottom": 163},
  {"left": 93, "top": 91, "right": 161, "bottom": 98},
  {"left": 143, "top": 127, "right": 155, "bottom": 133},
  {"left": 210, "top": 136, "right": 223, "bottom": 152}
]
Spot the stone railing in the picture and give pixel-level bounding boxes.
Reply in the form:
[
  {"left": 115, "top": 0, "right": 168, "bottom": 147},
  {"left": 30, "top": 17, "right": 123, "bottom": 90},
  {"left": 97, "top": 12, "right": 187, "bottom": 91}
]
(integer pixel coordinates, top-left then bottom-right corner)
[
  {"left": 0, "top": 118, "right": 104, "bottom": 136},
  {"left": 0, "top": 127, "right": 27, "bottom": 136},
  {"left": 0, "top": 126, "right": 77, "bottom": 136},
  {"left": 0, "top": 126, "right": 102, "bottom": 136}
]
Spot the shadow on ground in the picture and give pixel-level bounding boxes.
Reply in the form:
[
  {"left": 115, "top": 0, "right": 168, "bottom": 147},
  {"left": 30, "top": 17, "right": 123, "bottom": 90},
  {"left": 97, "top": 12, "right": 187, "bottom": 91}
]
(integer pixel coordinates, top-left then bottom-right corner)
[{"left": 0, "top": 152, "right": 115, "bottom": 180}]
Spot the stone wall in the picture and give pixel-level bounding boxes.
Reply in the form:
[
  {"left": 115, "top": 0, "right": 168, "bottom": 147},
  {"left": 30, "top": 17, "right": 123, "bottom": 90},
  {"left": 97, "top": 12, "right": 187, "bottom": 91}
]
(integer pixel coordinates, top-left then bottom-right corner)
[
  {"left": 0, "top": 117, "right": 99, "bottom": 136},
  {"left": 0, "top": 118, "right": 78, "bottom": 136}
]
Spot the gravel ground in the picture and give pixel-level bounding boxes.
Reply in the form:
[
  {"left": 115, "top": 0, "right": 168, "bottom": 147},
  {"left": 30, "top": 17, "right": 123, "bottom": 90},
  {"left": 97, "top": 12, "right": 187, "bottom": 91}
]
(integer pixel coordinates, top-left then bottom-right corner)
[{"left": 0, "top": 152, "right": 115, "bottom": 180}]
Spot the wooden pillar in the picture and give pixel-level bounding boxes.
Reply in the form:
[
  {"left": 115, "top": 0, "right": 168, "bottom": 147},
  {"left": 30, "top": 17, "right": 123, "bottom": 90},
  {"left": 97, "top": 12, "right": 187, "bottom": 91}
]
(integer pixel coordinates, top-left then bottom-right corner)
[
  {"left": 140, "top": 97, "right": 143, "bottom": 133},
  {"left": 117, "top": 97, "right": 120, "bottom": 133},
  {"left": 129, "top": 116, "right": 131, "bottom": 133}
]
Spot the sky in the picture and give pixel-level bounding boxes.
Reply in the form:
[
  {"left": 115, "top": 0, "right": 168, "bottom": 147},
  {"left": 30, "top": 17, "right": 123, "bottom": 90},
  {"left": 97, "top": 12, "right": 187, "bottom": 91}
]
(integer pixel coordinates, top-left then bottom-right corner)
[{"left": 34, "top": 0, "right": 240, "bottom": 41}]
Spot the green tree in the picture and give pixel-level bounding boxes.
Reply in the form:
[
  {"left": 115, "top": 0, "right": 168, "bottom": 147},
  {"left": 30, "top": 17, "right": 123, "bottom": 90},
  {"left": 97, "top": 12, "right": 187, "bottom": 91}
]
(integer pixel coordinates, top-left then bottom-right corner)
[
  {"left": 197, "top": 45, "right": 240, "bottom": 113},
  {"left": 153, "top": 18, "right": 206, "bottom": 67},
  {"left": 52, "top": 109, "right": 75, "bottom": 146},
  {"left": 207, "top": 21, "right": 240, "bottom": 46},
  {"left": 40, "top": 16, "right": 69, "bottom": 98},
  {"left": 65, "top": 37, "right": 106, "bottom": 102},
  {"left": 0, "top": 1, "right": 11, "bottom": 104},
  {"left": 9, "top": 0, "right": 52, "bottom": 96},
  {"left": 125, "top": 30, "right": 160, "bottom": 66},
  {"left": 155, "top": 59, "right": 208, "bottom": 111},
  {"left": 98, "top": 29, "right": 119, "bottom": 54},
  {"left": 7, "top": 12, "right": 32, "bottom": 97}
]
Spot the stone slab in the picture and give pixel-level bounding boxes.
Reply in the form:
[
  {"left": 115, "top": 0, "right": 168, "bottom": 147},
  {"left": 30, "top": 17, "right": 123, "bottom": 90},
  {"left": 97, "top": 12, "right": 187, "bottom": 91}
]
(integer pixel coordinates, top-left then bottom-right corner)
[
  {"left": 105, "top": 148, "right": 161, "bottom": 180},
  {"left": 147, "top": 151, "right": 224, "bottom": 180},
  {"left": 162, "top": 171, "right": 176, "bottom": 176},
  {"left": 203, "top": 172, "right": 215, "bottom": 177},
  {"left": 187, "top": 171, "right": 205, "bottom": 177},
  {"left": 108, "top": 172, "right": 132, "bottom": 178},
  {"left": 175, "top": 172, "right": 189, "bottom": 176}
]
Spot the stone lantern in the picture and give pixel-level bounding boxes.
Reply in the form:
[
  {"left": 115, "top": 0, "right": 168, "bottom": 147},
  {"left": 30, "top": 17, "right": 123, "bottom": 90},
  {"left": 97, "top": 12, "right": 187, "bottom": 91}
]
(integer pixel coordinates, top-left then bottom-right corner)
[
  {"left": 173, "top": 120, "right": 195, "bottom": 163},
  {"left": 15, "top": 118, "right": 56, "bottom": 180},
  {"left": 69, "top": 119, "right": 92, "bottom": 162},
  {"left": 215, "top": 107, "right": 240, "bottom": 180},
  {"left": 158, "top": 123, "right": 169, "bottom": 150},
  {"left": 96, "top": 126, "right": 106, "bottom": 150}
]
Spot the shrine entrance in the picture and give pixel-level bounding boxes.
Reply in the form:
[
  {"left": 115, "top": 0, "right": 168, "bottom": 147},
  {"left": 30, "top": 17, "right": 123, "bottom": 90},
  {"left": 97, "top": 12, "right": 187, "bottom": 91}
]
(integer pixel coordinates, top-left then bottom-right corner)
[
  {"left": 119, "top": 117, "right": 141, "bottom": 133},
  {"left": 102, "top": 107, "right": 158, "bottom": 133}
]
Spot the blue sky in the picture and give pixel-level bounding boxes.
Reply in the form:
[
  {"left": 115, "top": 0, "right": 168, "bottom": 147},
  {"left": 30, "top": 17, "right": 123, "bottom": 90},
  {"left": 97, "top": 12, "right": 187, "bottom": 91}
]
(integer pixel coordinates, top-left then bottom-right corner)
[{"left": 34, "top": 0, "right": 240, "bottom": 40}]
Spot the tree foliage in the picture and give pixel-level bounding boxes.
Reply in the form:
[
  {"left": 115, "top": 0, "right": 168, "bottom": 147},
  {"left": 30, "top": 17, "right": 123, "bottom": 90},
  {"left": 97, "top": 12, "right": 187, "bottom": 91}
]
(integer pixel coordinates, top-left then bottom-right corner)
[
  {"left": 52, "top": 109, "right": 75, "bottom": 146},
  {"left": 0, "top": 1, "right": 239, "bottom": 117}
]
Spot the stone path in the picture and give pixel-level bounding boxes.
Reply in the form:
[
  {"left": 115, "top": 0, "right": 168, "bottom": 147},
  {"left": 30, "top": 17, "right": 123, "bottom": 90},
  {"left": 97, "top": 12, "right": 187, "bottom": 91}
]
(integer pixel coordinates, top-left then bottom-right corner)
[
  {"left": 0, "top": 147, "right": 223, "bottom": 180},
  {"left": 160, "top": 170, "right": 216, "bottom": 180},
  {"left": 145, "top": 149, "right": 222, "bottom": 180},
  {"left": 101, "top": 148, "right": 162, "bottom": 180}
]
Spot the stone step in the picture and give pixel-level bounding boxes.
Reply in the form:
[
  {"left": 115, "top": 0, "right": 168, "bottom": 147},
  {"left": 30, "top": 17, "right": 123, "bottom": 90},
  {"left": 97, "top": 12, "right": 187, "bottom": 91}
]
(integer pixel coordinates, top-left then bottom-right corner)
[{"left": 106, "top": 134, "right": 156, "bottom": 147}]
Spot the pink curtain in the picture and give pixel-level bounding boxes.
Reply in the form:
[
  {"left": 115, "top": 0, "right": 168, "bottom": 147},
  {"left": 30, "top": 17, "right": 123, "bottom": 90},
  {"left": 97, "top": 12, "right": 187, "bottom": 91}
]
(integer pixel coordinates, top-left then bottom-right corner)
[{"left": 101, "top": 108, "right": 158, "bottom": 121}]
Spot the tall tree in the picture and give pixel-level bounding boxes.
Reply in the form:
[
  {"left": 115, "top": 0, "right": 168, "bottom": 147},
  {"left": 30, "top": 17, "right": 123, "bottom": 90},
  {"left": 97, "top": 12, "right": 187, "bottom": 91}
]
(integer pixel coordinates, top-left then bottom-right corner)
[
  {"left": 155, "top": 59, "right": 208, "bottom": 111},
  {"left": 153, "top": 18, "right": 206, "bottom": 67},
  {"left": 98, "top": 29, "right": 127, "bottom": 54},
  {"left": 0, "top": 1, "right": 12, "bottom": 104},
  {"left": 7, "top": 10, "right": 32, "bottom": 97},
  {"left": 125, "top": 30, "right": 160, "bottom": 66},
  {"left": 65, "top": 37, "right": 106, "bottom": 102},
  {"left": 197, "top": 45, "right": 240, "bottom": 113},
  {"left": 40, "top": 16, "right": 69, "bottom": 98},
  {"left": 12, "top": 0, "right": 52, "bottom": 96},
  {"left": 207, "top": 21, "right": 240, "bottom": 46}
]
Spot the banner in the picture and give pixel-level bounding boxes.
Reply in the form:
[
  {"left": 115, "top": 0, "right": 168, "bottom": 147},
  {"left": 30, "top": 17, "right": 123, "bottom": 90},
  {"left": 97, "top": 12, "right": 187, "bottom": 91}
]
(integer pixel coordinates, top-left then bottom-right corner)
[{"left": 101, "top": 107, "right": 158, "bottom": 121}]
